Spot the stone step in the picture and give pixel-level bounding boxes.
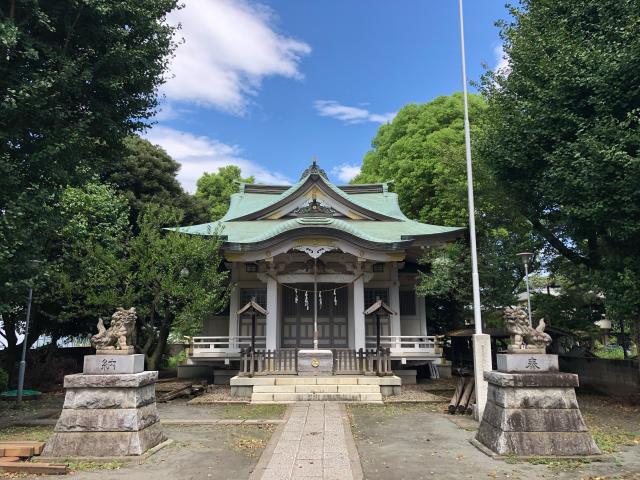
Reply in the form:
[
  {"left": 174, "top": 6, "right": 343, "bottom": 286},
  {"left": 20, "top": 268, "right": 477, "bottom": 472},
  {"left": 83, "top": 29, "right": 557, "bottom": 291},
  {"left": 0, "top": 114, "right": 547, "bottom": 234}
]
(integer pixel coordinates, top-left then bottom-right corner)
[
  {"left": 251, "top": 392, "right": 383, "bottom": 403},
  {"left": 253, "top": 384, "right": 381, "bottom": 394},
  {"left": 231, "top": 375, "right": 402, "bottom": 387}
]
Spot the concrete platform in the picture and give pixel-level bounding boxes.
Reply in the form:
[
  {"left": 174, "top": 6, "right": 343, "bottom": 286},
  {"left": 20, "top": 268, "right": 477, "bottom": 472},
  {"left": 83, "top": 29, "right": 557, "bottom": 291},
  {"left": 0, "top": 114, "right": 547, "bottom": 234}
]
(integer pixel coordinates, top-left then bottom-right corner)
[{"left": 230, "top": 375, "right": 401, "bottom": 403}]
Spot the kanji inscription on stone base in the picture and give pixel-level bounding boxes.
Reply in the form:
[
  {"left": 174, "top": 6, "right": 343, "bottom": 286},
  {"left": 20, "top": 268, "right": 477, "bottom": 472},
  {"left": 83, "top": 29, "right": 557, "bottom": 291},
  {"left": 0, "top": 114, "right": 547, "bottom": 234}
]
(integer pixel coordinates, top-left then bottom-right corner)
[
  {"left": 83, "top": 353, "right": 144, "bottom": 375},
  {"left": 496, "top": 353, "right": 558, "bottom": 373}
]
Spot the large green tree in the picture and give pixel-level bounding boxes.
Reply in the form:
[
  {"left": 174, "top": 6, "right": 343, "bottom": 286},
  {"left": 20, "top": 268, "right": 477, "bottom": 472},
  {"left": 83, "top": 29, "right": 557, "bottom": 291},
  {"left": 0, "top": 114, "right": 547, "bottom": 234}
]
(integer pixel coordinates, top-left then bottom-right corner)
[
  {"left": 130, "top": 207, "right": 230, "bottom": 370},
  {"left": 0, "top": 0, "right": 179, "bottom": 367},
  {"left": 478, "top": 0, "right": 640, "bottom": 350},
  {"left": 196, "top": 166, "right": 254, "bottom": 220},
  {"left": 107, "top": 136, "right": 210, "bottom": 227},
  {"left": 355, "top": 94, "right": 540, "bottom": 329}
]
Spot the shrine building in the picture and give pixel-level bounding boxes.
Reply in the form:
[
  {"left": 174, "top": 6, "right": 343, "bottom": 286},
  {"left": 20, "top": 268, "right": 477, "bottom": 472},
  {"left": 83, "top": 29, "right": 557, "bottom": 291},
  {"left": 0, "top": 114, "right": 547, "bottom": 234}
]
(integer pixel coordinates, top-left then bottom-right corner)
[{"left": 178, "top": 160, "right": 463, "bottom": 384}]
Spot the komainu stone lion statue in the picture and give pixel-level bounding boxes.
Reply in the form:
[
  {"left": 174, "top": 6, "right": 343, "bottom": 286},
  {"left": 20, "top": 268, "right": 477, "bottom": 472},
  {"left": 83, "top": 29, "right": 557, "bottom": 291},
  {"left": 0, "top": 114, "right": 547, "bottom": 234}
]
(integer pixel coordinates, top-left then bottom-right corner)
[
  {"left": 91, "top": 307, "right": 136, "bottom": 353},
  {"left": 503, "top": 306, "right": 552, "bottom": 353}
]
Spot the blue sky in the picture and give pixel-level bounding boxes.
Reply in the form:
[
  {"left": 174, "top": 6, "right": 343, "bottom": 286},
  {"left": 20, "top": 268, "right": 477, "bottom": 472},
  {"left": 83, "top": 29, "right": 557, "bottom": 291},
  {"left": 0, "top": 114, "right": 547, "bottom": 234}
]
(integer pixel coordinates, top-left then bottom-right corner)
[{"left": 145, "top": 0, "right": 510, "bottom": 192}]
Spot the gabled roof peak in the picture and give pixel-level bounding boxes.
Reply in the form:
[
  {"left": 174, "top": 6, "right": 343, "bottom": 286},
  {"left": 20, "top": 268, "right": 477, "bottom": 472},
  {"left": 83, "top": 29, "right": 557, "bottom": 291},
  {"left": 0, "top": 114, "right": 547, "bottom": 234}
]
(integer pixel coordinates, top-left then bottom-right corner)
[{"left": 299, "top": 157, "right": 328, "bottom": 180}]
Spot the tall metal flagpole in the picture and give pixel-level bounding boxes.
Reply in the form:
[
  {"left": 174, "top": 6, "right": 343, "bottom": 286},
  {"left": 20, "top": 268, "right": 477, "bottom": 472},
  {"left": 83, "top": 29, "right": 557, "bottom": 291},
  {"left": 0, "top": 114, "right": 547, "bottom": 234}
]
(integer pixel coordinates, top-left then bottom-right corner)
[{"left": 458, "top": 0, "right": 492, "bottom": 420}]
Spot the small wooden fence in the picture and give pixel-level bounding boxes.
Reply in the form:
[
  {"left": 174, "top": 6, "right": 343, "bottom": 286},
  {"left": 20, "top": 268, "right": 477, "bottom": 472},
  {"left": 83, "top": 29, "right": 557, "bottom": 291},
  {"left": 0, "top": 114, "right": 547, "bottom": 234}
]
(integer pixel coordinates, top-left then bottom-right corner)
[
  {"left": 333, "top": 348, "right": 393, "bottom": 376},
  {"left": 239, "top": 347, "right": 393, "bottom": 377},
  {"left": 240, "top": 348, "right": 298, "bottom": 376}
]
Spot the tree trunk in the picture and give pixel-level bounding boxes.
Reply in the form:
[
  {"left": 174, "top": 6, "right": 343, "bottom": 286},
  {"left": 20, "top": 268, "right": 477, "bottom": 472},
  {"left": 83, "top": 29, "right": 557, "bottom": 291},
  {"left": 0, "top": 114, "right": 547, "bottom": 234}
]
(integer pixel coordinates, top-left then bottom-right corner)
[
  {"left": 1, "top": 313, "right": 21, "bottom": 386},
  {"left": 147, "top": 309, "right": 172, "bottom": 371}
]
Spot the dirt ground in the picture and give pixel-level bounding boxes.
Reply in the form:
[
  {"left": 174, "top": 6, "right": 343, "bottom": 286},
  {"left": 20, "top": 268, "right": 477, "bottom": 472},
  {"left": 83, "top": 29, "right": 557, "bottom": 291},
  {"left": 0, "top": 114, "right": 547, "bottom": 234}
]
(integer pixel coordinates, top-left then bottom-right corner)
[
  {"left": 65, "top": 423, "right": 276, "bottom": 480},
  {"left": 0, "top": 396, "right": 285, "bottom": 479},
  {"left": 348, "top": 393, "right": 640, "bottom": 480},
  {"left": 1, "top": 390, "right": 639, "bottom": 479}
]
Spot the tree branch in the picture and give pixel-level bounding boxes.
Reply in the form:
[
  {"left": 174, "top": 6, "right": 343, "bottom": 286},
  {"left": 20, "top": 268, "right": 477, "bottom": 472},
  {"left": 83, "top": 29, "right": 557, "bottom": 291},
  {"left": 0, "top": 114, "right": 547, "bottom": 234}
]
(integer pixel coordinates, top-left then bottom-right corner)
[{"left": 529, "top": 217, "right": 591, "bottom": 267}]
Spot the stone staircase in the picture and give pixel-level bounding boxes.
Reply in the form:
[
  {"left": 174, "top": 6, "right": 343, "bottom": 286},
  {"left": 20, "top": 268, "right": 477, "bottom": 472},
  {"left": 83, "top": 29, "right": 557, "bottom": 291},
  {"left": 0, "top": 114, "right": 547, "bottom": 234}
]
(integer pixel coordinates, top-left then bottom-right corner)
[{"left": 230, "top": 375, "right": 401, "bottom": 403}]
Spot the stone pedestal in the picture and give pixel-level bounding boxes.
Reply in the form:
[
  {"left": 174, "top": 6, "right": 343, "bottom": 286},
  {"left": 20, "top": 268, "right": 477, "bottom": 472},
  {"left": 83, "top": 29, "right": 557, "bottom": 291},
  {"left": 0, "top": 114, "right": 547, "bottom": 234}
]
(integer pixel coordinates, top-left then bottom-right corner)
[
  {"left": 297, "top": 349, "right": 333, "bottom": 375},
  {"left": 475, "top": 356, "right": 600, "bottom": 457},
  {"left": 43, "top": 357, "right": 166, "bottom": 457}
]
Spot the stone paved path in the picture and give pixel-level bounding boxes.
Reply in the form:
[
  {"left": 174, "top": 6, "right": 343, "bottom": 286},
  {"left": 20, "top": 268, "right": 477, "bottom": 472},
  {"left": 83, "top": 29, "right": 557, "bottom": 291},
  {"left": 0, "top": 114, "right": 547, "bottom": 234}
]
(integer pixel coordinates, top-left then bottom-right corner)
[{"left": 256, "top": 402, "right": 360, "bottom": 480}]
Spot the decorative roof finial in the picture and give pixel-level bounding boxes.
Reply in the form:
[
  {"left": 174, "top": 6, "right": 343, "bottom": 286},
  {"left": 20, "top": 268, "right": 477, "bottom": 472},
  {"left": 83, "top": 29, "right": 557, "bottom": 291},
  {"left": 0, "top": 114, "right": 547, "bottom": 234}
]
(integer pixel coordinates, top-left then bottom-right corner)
[{"left": 299, "top": 155, "right": 328, "bottom": 180}]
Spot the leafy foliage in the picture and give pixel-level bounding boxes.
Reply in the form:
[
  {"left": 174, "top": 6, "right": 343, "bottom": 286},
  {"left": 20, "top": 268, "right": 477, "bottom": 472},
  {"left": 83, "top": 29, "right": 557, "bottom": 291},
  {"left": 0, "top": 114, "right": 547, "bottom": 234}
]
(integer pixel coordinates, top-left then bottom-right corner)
[
  {"left": 107, "top": 136, "right": 210, "bottom": 227},
  {"left": 196, "top": 165, "right": 254, "bottom": 220},
  {"left": 0, "top": 0, "right": 180, "bottom": 374},
  {"left": 478, "top": 0, "right": 640, "bottom": 348},
  {"left": 355, "top": 94, "right": 540, "bottom": 328},
  {"left": 130, "top": 207, "right": 230, "bottom": 369}
]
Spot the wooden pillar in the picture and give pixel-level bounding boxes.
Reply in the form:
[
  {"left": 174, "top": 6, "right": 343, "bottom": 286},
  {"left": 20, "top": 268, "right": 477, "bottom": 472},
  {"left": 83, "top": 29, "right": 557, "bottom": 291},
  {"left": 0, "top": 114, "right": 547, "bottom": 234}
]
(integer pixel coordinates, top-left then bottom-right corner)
[
  {"left": 266, "top": 264, "right": 278, "bottom": 351},
  {"left": 389, "top": 262, "right": 401, "bottom": 340},
  {"left": 228, "top": 263, "right": 239, "bottom": 346},
  {"left": 353, "top": 265, "right": 366, "bottom": 351}
]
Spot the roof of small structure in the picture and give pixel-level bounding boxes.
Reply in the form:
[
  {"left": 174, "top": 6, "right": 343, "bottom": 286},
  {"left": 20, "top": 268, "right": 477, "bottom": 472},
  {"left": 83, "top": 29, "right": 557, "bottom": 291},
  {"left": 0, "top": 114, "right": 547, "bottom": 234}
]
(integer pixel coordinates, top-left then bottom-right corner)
[
  {"left": 174, "top": 161, "right": 465, "bottom": 251},
  {"left": 237, "top": 298, "right": 268, "bottom": 316},
  {"left": 364, "top": 298, "right": 396, "bottom": 316}
]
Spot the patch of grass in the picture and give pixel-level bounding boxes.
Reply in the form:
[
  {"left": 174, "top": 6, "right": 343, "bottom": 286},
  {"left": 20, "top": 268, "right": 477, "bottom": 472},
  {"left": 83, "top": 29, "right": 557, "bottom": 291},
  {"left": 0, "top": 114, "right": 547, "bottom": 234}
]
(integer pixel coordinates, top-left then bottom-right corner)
[
  {"left": 527, "top": 457, "right": 591, "bottom": 471},
  {"left": 220, "top": 403, "right": 286, "bottom": 420},
  {"left": 590, "top": 425, "right": 640, "bottom": 453},
  {"left": 68, "top": 460, "right": 125, "bottom": 472},
  {"left": 503, "top": 452, "right": 518, "bottom": 464},
  {"left": 0, "top": 425, "right": 53, "bottom": 442}
]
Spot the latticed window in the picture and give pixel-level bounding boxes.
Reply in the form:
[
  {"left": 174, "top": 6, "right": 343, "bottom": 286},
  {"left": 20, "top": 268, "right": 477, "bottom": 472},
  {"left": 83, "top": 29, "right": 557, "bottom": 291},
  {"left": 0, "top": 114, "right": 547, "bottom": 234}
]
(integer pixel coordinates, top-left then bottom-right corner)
[
  {"left": 399, "top": 290, "right": 417, "bottom": 315},
  {"left": 240, "top": 288, "right": 267, "bottom": 307},
  {"left": 364, "top": 288, "right": 388, "bottom": 307}
]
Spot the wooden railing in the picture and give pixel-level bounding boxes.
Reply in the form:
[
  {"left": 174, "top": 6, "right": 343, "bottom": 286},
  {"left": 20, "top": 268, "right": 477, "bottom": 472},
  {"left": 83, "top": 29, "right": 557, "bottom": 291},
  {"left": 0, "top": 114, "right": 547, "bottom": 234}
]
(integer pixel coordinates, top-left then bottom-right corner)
[
  {"left": 238, "top": 348, "right": 393, "bottom": 376},
  {"left": 239, "top": 348, "right": 298, "bottom": 376},
  {"left": 366, "top": 335, "right": 440, "bottom": 354},
  {"left": 190, "top": 336, "right": 265, "bottom": 356},
  {"left": 333, "top": 348, "right": 393, "bottom": 376}
]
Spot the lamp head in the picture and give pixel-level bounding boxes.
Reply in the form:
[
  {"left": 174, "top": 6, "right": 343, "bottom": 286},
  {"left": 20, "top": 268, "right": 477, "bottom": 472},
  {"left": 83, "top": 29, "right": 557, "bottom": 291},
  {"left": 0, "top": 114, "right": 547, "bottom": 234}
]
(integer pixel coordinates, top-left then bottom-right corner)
[{"left": 516, "top": 252, "right": 534, "bottom": 265}]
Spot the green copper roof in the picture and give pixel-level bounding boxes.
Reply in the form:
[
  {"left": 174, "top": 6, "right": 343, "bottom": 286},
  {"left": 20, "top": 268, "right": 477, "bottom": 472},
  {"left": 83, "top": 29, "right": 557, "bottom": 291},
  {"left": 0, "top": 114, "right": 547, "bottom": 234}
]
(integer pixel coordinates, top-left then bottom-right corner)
[
  {"left": 175, "top": 218, "right": 461, "bottom": 244},
  {"left": 175, "top": 161, "right": 465, "bottom": 249}
]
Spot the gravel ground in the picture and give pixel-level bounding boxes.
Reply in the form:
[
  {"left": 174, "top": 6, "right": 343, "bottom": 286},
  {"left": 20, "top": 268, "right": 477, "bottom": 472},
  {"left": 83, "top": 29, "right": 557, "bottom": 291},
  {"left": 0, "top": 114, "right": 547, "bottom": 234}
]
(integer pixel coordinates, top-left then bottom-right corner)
[
  {"left": 385, "top": 384, "right": 450, "bottom": 403},
  {"left": 188, "top": 385, "right": 241, "bottom": 404}
]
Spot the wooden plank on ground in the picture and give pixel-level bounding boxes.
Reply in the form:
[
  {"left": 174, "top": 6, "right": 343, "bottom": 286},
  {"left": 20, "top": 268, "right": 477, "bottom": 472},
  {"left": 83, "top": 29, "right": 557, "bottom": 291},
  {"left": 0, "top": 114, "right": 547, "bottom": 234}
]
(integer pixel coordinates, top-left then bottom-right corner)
[
  {"left": 0, "top": 462, "right": 68, "bottom": 475},
  {"left": 0, "top": 457, "right": 20, "bottom": 463},
  {"left": 0, "top": 445, "right": 35, "bottom": 457},
  {"left": 0, "top": 441, "right": 46, "bottom": 455},
  {"left": 159, "top": 385, "right": 192, "bottom": 402}
]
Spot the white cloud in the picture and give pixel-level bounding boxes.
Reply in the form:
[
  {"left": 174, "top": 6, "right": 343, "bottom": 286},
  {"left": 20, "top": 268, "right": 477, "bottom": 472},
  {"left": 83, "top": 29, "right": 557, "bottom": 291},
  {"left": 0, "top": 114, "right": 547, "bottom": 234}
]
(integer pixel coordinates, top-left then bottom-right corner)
[
  {"left": 144, "top": 126, "right": 290, "bottom": 192},
  {"left": 331, "top": 164, "right": 361, "bottom": 183},
  {"left": 494, "top": 45, "right": 511, "bottom": 77},
  {"left": 314, "top": 100, "right": 396, "bottom": 125},
  {"left": 162, "top": 0, "right": 311, "bottom": 114}
]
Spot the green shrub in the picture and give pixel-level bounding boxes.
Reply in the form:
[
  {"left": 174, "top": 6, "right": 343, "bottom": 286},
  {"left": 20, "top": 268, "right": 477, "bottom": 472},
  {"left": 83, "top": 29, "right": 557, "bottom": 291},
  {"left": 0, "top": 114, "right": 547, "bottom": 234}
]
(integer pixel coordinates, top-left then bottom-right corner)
[
  {"left": 0, "top": 368, "right": 8, "bottom": 391},
  {"left": 163, "top": 349, "right": 188, "bottom": 368}
]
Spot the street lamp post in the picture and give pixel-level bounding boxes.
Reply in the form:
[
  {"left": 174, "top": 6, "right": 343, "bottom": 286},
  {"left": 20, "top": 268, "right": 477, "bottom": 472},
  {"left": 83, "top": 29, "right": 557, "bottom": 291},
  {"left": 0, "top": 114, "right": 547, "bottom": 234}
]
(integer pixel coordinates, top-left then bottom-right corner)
[
  {"left": 15, "top": 287, "right": 33, "bottom": 408},
  {"left": 516, "top": 252, "right": 534, "bottom": 328}
]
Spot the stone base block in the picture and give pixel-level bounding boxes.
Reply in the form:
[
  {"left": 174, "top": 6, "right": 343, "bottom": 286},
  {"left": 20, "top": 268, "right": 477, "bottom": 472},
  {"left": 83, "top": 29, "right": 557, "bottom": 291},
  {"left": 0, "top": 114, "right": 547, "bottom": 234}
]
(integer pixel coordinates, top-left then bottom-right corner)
[
  {"left": 55, "top": 403, "right": 159, "bottom": 432},
  {"left": 475, "top": 373, "right": 600, "bottom": 456},
  {"left": 96, "top": 346, "right": 135, "bottom": 355},
  {"left": 497, "top": 353, "right": 558, "bottom": 373},
  {"left": 43, "top": 422, "right": 166, "bottom": 457},
  {"left": 392, "top": 370, "right": 417, "bottom": 385},
  {"left": 83, "top": 354, "right": 145, "bottom": 375},
  {"left": 63, "top": 384, "right": 156, "bottom": 409},
  {"left": 297, "top": 349, "right": 333, "bottom": 375},
  {"left": 476, "top": 421, "right": 600, "bottom": 456},
  {"left": 64, "top": 371, "right": 157, "bottom": 389},
  {"left": 482, "top": 400, "right": 588, "bottom": 432}
]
